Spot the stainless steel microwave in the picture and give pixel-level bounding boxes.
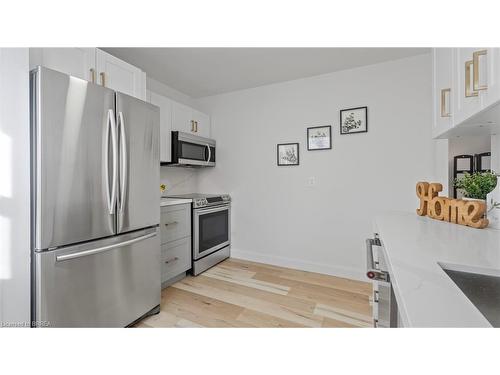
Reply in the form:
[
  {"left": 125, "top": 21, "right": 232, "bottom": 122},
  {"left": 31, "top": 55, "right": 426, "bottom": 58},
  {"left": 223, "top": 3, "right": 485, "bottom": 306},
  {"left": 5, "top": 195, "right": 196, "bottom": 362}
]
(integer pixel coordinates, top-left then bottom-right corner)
[{"left": 166, "top": 131, "right": 216, "bottom": 167}]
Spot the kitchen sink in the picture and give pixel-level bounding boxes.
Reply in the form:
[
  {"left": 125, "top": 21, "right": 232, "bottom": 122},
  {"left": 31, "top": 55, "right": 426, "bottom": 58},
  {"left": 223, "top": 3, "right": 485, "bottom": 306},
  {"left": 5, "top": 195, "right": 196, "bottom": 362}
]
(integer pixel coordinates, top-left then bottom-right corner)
[{"left": 443, "top": 269, "right": 500, "bottom": 327}]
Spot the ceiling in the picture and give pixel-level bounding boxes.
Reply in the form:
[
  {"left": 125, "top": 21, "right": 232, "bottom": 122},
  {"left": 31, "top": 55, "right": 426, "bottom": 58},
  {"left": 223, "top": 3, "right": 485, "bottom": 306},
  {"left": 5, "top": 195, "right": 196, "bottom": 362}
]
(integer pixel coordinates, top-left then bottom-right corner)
[{"left": 102, "top": 48, "right": 429, "bottom": 98}]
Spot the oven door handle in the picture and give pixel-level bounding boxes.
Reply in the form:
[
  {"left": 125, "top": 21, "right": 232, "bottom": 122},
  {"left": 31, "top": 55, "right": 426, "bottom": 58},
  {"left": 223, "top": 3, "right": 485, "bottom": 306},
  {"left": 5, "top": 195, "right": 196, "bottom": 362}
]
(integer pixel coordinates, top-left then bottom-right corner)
[{"left": 195, "top": 205, "right": 230, "bottom": 215}]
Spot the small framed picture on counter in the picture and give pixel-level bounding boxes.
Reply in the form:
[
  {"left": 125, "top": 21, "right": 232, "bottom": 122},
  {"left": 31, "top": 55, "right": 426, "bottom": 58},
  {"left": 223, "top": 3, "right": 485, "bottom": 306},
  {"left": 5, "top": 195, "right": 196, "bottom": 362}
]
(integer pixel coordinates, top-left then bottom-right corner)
[
  {"left": 307, "top": 125, "right": 332, "bottom": 150},
  {"left": 277, "top": 143, "right": 299, "bottom": 166}
]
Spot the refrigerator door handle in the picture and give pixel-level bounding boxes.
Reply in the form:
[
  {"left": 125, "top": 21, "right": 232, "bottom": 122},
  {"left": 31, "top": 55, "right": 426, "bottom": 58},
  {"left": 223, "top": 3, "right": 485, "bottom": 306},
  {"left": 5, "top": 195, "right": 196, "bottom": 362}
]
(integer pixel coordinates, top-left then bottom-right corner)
[
  {"left": 118, "top": 111, "right": 127, "bottom": 215},
  {"left": 105, "top": 109, "right": 118, "bottom": 215},
  {"left": 55, "top": 231, "right": 157, "bottom": 262}
]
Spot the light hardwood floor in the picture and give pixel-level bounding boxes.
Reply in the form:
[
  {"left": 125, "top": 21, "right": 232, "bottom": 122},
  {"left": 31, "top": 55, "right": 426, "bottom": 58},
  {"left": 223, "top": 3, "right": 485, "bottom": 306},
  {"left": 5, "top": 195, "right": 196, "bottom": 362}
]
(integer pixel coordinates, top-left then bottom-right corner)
[{"left": 136, "top": 258, "right": 373, "bottom": 328}]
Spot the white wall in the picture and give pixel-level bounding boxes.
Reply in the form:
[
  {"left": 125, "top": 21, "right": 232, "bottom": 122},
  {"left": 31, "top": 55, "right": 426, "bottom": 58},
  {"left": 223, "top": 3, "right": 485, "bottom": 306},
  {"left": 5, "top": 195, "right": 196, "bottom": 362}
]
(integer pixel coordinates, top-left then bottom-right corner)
[
  {"left": 194, "top": 54, "right": 434, "bottom": 280},
  {"left": 147, "top": 77, "right": 196, "bottom": 107},
  {"left": 0, "top": 48, "right": 31, "bottom": 325}
]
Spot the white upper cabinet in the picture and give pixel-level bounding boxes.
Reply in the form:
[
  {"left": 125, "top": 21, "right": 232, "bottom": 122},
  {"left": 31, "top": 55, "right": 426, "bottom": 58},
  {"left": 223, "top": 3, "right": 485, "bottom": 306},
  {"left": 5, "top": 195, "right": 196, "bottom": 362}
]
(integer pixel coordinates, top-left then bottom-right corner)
[
  {"left": 454, "top": 48, "right": 483, "bottom": 125},
  {"left": 171, "top": 101, "right": 211, "bottom": 137},
  {"left": 30, "top": 48, "right": 146, "bottom": 101},
  {"left": 479, "top": 48, "right": 500, "bottom": 110},
  {"left": 30, "top": 48, "right": 96, "bottom": 82},
  {"left": 432, "top": 48, "right": 500, "bottom": 138},
  {"left": 432, "top": 48, "right": 454, "bottom": 138},
  {"left": 191, "top": 109, "right": 210, "bottom": 138},
  {"left": 150, "top": 92, "right": 173, "bottom": 163},
  {"left": 171, "top": 101, "right": 194, "bottom": 133},
  {"left": 96, "top": 49, "right": 146, "bottom": 100},
  {"left": 150, "top": 92, "right": 211, "bottom": 163}
]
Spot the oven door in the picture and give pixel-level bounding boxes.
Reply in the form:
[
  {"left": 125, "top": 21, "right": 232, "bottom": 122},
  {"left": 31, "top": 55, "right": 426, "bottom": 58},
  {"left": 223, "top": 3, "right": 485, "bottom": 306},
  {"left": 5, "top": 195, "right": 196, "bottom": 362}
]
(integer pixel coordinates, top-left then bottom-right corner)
[{"left": 193, "top": 204, "right": 230, "bottom": 260}]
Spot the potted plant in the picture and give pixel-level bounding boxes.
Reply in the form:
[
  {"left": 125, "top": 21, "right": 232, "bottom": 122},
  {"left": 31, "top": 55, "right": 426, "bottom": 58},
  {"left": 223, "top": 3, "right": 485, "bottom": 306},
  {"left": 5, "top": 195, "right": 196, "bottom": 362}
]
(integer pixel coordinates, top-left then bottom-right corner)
[{"left": 453, "top": 171, "right": 497, "bottom": 201}]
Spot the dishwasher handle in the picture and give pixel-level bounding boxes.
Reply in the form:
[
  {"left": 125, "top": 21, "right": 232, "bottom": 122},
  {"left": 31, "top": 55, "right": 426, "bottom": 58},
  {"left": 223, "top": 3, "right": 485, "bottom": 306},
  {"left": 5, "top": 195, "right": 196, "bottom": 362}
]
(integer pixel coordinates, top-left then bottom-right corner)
[{"left": 366, "top": 237, "right": 388, "bottom": 281}]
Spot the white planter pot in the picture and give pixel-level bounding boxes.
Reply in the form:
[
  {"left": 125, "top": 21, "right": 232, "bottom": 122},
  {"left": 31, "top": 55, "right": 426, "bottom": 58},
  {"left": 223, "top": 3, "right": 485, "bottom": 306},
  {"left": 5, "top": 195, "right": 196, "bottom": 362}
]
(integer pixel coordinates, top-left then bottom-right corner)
[{"left": 487, "top": 186, "right": 500, "bottom": 229}]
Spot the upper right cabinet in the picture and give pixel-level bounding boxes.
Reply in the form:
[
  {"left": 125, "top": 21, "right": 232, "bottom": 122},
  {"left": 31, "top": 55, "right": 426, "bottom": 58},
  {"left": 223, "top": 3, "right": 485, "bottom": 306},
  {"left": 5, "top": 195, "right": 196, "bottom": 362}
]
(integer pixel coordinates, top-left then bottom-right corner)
[{"left": 433, "top": 48, "right": 500, "bottom": 139}]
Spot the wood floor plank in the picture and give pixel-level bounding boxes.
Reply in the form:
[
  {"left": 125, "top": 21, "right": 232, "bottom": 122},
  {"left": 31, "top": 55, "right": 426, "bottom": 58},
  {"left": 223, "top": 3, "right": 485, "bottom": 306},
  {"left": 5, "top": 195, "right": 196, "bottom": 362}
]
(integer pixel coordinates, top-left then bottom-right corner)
[
  {"left": 204, "top": 267, "right": 290, "bottom": 295},
  {"left": 173, "top": 277, "right": 324, "bottom": 327},
  {"left": 253, "top": 272, "right": 371, "bottom": 316},
  {"left": 230, "top": 257, "right": 372, "bottom": 296},
  {"left": 184, "top": 274, "right": 317, "bottom": 314},
  {"left": 236, "top": 309, "right": 305, "bottom": 328},
  {"left": 137, "top": 258, "right": 373, "bottom": 328},
  {"left": 313, "top": 304, "right": 372, "bottom": 327},
  {"left": 321, "top": 317, "right": 358, "bottom": 328},
  {"left": 161, "top": 287, "right": 249, "bottom": 328}
]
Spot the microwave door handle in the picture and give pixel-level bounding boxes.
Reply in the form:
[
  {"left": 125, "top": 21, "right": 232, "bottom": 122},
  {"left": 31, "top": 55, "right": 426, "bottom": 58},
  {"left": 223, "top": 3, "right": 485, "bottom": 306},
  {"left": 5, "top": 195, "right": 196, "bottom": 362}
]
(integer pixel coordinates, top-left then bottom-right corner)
[{"left": 206, "top": 144, "right": 211, "bottom": 164}]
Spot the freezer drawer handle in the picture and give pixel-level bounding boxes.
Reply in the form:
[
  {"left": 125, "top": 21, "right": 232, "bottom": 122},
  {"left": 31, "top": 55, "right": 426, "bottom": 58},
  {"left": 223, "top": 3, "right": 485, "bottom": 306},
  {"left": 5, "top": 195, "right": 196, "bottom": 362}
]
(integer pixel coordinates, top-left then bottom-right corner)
[
  {"left": 55, "top": 232, "right": 157, "bottom": 262},
  {"left": 366, "top": 237, "right": 388, "bottom": 281}
]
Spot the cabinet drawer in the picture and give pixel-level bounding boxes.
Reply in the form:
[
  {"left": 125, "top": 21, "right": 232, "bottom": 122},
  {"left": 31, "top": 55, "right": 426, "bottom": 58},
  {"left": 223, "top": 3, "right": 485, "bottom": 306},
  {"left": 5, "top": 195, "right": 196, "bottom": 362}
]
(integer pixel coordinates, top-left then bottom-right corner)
[
  {"left": 161, "top": 237, "right": 192, "bottom": 282},
  {"left": 160, "top": 204, "right": 191, "bottom": 244}
]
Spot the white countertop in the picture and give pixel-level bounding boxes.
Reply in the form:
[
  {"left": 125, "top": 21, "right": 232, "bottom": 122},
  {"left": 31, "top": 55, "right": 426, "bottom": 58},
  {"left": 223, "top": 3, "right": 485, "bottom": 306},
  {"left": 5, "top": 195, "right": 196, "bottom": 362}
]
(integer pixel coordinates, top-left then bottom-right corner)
[
  {"left": 160, "top": 197, "right": 192, "bottom": 207},
  {"left": 374, "top": 212, "right": 500, "bottom": 327}
]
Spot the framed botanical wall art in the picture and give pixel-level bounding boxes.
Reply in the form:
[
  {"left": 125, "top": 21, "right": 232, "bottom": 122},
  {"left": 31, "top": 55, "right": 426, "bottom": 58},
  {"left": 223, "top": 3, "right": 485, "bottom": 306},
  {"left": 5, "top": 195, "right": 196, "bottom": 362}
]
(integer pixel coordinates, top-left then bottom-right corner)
[
  {"left": 307, "top": 125, "right": 332, "bottom": 151},
  {"left": 340, "top": 106, "right": 368, "bottom": 135},
  {"left": 277, "top": 143, "right": 299, "bottom": 166}
]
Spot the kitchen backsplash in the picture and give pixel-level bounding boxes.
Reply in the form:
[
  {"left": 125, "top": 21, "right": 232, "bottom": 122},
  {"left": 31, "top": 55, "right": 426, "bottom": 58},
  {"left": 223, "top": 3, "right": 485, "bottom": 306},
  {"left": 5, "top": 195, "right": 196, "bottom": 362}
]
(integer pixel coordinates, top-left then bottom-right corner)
[{"left": 160, "top": 167, "right": 198, "bottom": 195}]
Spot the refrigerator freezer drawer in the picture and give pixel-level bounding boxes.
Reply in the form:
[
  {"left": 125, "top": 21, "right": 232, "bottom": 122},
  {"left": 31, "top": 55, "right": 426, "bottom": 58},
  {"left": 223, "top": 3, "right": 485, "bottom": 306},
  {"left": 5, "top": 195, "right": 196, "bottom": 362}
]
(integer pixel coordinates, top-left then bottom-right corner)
[{"left": 34, "top": 228, "right": 160, "bottom": 327}]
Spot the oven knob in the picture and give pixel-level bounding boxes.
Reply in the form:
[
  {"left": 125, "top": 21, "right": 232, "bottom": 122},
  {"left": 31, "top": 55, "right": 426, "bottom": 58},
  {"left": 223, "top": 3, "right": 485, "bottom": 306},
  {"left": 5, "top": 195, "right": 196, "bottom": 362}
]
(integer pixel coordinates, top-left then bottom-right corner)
[{"left": 366, "top": 271, "right": 375, "bottom": 279}]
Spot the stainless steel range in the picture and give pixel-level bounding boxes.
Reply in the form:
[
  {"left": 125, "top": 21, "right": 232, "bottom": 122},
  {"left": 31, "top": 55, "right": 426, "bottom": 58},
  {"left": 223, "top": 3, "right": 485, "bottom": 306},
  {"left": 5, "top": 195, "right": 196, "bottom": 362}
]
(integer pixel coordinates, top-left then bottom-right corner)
[{"left": 168, "top": 194, "right": 231, "bottom": 275}]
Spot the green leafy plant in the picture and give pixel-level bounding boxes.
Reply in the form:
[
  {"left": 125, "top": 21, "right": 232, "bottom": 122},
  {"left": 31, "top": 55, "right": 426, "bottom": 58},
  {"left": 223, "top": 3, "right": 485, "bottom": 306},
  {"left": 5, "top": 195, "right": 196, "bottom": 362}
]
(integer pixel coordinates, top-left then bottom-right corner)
[{"left": 454, "top": 171, "right": 497, "bottom": 200}]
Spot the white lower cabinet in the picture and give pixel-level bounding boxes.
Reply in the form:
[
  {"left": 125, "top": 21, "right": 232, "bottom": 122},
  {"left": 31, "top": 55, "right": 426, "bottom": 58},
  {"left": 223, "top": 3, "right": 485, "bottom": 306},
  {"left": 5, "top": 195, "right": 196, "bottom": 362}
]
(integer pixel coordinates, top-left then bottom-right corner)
[
  {"left": 161, "top": 238, "right": 191, "bottom": 283},
  {"left": 160, "top": 203, "right": 192, "bottom": 286}
]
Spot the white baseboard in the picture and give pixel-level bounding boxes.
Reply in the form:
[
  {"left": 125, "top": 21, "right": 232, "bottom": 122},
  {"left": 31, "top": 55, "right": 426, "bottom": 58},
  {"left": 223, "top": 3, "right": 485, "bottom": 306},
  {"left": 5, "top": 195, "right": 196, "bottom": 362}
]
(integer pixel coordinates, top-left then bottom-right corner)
[{"left": 230, "top": 248, "right": 366, "bottom": 282}]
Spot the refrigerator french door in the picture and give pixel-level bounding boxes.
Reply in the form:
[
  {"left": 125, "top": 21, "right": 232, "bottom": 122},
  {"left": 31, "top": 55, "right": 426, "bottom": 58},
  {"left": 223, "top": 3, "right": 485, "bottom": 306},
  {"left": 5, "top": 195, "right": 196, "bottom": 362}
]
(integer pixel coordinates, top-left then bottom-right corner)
[{"left": 31, "top": 66, "right": 160, "bottom": 327}]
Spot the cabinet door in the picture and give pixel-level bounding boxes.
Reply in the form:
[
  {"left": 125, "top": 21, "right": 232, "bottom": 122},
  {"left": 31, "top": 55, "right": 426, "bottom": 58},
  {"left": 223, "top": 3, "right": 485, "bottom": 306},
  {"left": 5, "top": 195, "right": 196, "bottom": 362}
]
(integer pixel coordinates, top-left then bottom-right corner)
[
  {"left": 31, "top": 48, "right": 96, "bottom": 82},
  {"left": 150, "top": 92, "right": 172, "bottom": 163},
  {"left": 192, "top": 110, "right": 211, "bottom": 138},
  {"left": 432, "top": 48, "right": 454, "bottom": 138},
  {"left": 455, "top": 48, "right": 483, "bottom": 125},
  {"left": 96, "top": 49, "right": 146, "bottom": 100},
  {"left": 171, "top": 101, "right": 194, "bottom": 133},
  {"left": 479, "top": 48, "right": 500, "bottom": 110}
]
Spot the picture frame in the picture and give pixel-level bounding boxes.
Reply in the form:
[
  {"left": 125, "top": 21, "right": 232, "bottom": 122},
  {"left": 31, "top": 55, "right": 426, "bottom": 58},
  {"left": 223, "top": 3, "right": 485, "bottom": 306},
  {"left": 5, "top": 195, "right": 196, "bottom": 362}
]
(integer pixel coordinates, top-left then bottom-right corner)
[
  {"left": 340, "top": 106, "right": 368, "bottom": 135},
  {"left": 307, "top": 125, "right": 332, "bottom": 151},
  {"left": 277, "top": 143, "right": 300, "bottom": 166}
]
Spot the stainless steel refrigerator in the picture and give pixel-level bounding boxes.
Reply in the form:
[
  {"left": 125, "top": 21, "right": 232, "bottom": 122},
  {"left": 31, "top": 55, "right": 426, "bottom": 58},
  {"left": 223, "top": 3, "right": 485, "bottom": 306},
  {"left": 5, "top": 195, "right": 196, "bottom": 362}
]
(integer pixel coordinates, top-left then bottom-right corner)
[{"left": 30, "top": 66, "right": 161, "bottom": 327}]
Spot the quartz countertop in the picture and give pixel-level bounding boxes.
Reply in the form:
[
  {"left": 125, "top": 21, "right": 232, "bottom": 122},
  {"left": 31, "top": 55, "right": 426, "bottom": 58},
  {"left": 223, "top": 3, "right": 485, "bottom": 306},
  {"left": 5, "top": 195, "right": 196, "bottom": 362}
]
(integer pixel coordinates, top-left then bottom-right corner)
[
  {"left": 374, "top": 212, "right": 500, "bottom": 327},
  {"left": 160, "top": 197, "right": 192, "bottom": 207}
]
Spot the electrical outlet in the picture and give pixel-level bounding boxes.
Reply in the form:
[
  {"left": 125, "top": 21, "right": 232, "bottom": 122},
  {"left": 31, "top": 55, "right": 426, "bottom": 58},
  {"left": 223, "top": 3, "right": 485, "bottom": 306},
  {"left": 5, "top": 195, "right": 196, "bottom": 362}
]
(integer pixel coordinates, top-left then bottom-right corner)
[{"left": 307, "top": 177, "right": 316, "bottom": 187}]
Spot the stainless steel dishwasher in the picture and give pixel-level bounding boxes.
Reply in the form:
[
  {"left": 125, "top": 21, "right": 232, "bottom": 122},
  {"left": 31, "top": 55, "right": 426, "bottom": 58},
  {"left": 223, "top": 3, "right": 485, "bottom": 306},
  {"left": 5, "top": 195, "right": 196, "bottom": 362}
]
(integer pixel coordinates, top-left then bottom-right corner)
[{"left": 366, "top": 234, "right": 398, "bottom": 328}]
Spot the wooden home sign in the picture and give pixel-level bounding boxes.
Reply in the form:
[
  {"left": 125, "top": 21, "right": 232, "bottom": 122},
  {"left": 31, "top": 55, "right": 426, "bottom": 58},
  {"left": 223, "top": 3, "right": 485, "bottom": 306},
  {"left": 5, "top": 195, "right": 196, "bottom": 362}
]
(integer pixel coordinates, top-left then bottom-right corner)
[{"left": 416, "top": 182, "right": 488, "bottom": 229}]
